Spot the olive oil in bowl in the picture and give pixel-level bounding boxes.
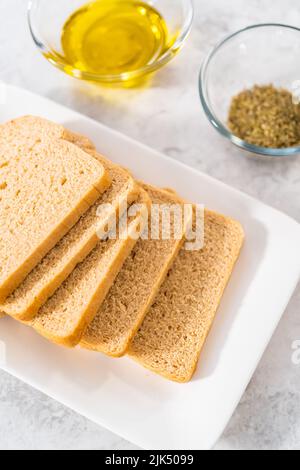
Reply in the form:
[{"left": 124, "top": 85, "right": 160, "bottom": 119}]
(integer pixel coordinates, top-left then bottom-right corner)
[{"left": 61, "top": 0, "right": 170, "bottom": 79}]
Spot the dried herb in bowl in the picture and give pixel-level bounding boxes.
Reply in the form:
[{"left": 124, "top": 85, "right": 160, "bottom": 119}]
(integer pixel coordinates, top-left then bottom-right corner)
[{"left": 228, "top": 85, "right": 300, "bottom": 149}]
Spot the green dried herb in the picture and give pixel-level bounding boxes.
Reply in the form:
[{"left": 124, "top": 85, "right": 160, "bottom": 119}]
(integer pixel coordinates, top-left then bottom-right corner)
[{"left": 228, "top": 85, "right": 300, "bottom": 148}]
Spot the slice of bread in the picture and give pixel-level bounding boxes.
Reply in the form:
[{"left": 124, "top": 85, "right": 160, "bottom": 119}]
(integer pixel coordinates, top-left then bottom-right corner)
[
  {"left": 129, "top": 211, "right": 244, "bottom": 383},
  {"left": 80, "top": 184, "right": 193, "bottom": 357},
  {"left": 0, "top": 155, "right": 140, "bottom": 321},
  {"left": 29, "top": 189, "right": 151, "bottom": 347},
  {"left": 0, "top": 116, "right": 140, "bottom": 321},
  {"left": 0, "top": 117, "right": 110, "bottom": 300}
]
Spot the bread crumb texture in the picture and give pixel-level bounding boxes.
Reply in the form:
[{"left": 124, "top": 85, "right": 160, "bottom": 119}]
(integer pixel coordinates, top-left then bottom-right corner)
[{"left": 129, "top": 211, "right": 244, "bottom": 383}]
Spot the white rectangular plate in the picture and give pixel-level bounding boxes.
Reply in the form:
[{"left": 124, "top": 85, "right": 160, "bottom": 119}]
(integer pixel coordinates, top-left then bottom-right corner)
[{"left": 1, "top": 84, "right": 300, "bottom": 450}]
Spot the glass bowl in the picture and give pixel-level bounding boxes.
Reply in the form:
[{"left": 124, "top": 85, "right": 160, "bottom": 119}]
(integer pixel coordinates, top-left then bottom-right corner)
[
  {"left": 199, "top": 24, "right": 300, "bottom": 157},
  {"left": 28, "top": 0, "right": 194, "bottom": 85}
]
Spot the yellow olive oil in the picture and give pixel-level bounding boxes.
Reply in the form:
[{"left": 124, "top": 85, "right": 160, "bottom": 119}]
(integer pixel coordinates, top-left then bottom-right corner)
[{"left": 61, "top": 0, "right": 170, "bottom": 76}]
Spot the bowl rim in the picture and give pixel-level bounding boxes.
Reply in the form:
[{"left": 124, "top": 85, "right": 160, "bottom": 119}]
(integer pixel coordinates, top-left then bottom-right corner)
[
  {"left": 199, "top": 23, "right": 300, "bottom": 157},
  {"left": 27, "top": 0, "right": 194, "bottom": 83}
]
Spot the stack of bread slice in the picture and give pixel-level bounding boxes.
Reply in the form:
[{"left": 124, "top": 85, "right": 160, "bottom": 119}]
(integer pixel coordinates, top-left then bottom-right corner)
[{"left": 0, "top": 116, "right": 244, "bottom": 383}]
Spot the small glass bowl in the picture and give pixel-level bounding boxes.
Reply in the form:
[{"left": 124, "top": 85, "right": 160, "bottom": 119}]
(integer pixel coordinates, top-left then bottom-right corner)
[
  {"left": 28, "top": 0, "right": 194, "bottom": 86},
  {"left": 199, "top": 24, "right": 300, "bottom": 157}
]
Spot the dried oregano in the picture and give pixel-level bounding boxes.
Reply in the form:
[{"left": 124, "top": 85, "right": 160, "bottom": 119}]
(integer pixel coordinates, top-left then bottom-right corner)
[{"left": 228, "top": 85, "right": 300, "bottom": 148}]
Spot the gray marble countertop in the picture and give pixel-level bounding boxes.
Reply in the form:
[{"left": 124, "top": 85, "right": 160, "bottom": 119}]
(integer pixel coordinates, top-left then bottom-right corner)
[{"left": 0, "top": 0, "right": 300, "bottom": 450}]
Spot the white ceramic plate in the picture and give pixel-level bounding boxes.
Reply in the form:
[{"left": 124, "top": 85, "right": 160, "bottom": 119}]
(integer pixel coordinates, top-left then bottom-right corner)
[{"left": 0, "top": 83, "right": 300, "bottom": 450}]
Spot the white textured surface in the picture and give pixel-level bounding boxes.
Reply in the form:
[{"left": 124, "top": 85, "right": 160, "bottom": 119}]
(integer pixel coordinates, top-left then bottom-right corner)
[{"left": 0, "top": 0, "right": 299, "bottom": 451}]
